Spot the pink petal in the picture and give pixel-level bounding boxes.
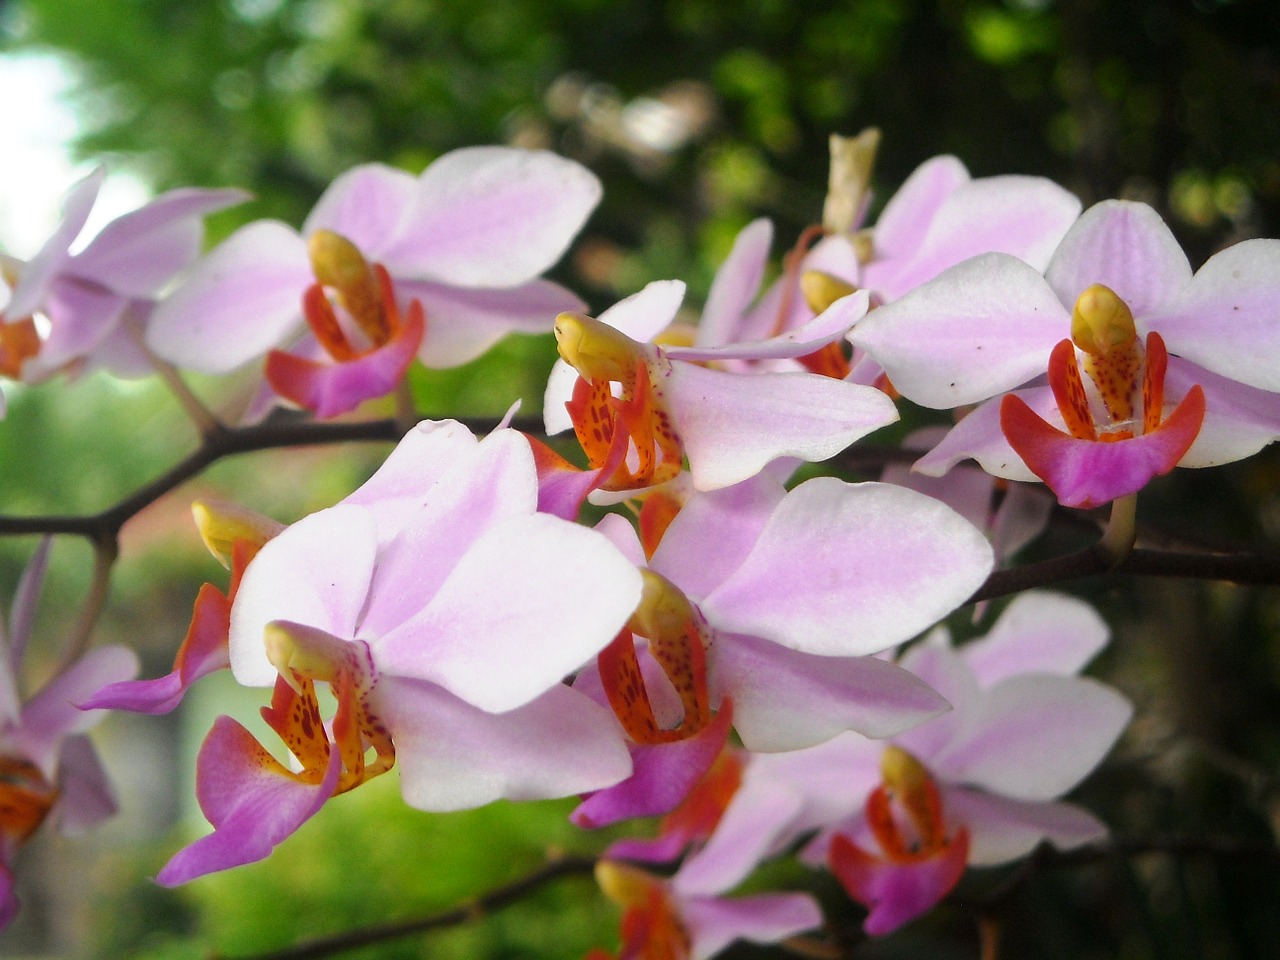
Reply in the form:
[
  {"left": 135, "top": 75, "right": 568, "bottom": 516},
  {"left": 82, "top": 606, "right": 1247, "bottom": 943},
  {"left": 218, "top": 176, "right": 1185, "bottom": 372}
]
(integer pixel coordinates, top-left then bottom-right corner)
[
  {"left": 943, "top": 787, "right": 1106, "bottom": 866},
  {"left": 697, "top": 218, "right": 772, "bottom": 348},
  {"left": 871, "top": 155, "right": 970, "bottom": 262},
  {"left": 265, "top": 305, "right": 425, "bottom": 417},
  {"left": 25, "top": 277, "right": 127, "bottom": 376},
  {"left": 1045, "top": 200, "right": 1191, "bottom": 316},
  {"left": 716, "top": 632, "right": 948, "bottom": 751},
  {"left": 914, "top": 390, "right": 1045, "bottom": 481},
  {"left": 155, "top": 716, "right": 340, "bottom": 885},
  {"left": 80, "top": 581, "right": 231, "bottom": 715},
  {"left": 386, "top": 147, "right": 601, "bottom": 287},
  {"left": 701, "top": 478, "right": 993, "bottom": 656},
  {"left": 664, "top": 362, "right": 898, "bottom": 490},
  {"left": 664, "top": 290, "right": 869, "bottom": 362},
  {"left": 850, "top": 253, "right": 1068, "bottom": 408},
  {"left": 1170, "top": 358, "right": 1280, "bottom": 467},
  {"left": 649, "top": 472, "right": 787, "bottom": 602},
  {"left": 229, "top": 504, "right": 378, "bottom": 686},
  {"left": 930, "top": 674, "right": 1132, "bottom": 801},
  {"left": 572, "top": 708, "right": 733, "bottom": 828},
  {"left": 16, "top": 646, "right": 138, "bottom": 773},
  {"left": 301, "top": 163, "right": 419, "bottom": 258},
  {"left": 375, "top": 513, "right": 643, "bottom": 712},
  {"left": 1000, "top": 388, "right": 1206, "bottom": 508},
  {"left": 397, "top": 277, "right": 583, "bottom": 368},
  {"left": 69, "top": 187, "right": 250, "bottom": 296},
  {"left": 358, "top": 429, "right": 540, "bottom": 633},
  {"left": 384, "top": 677, "right": 631, "bottom": 810},
  {"left": 145, "top": 220, "right": 312, "bottom": 372},
  {"left": 52, "top": 734, "right": 117, "bottom": 833},
  {"left": 671, "top": 781, "right": 805, "bottom": 894},
  {"left": 893, "top": 639, "right": 982, "bottom": 762},
  {"left": 6, "top": 167, "right": 103, "bottom": 319},
  {"left": 682, "top": 891, "right": 823, "bottom": 960},
  {"left": 1153, "top": 238, "right": 1280, "bottom": 392},
  {"left": 829, "top": 830, "right": 969, "bottom": 936},
  {"left": 960, "top": 590, "right": 1109, "bottom": 686},
  {"left": 597, "top": 278, "right": 687, "bottom": 342},
  {"left": 868, "top": 174, "right": 1080, "bottom": 300}
]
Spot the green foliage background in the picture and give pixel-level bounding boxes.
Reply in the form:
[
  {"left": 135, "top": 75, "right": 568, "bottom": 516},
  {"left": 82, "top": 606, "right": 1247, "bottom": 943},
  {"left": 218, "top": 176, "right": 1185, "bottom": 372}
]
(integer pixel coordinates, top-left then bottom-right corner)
[{"left": 1, "top": 0, "right": 1279, "bottom": 958}]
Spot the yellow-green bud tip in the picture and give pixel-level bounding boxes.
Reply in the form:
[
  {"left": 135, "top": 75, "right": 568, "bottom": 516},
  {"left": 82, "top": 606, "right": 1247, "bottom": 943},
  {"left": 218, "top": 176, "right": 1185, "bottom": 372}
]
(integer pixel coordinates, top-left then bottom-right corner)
[
  {"left": 800, "top": 270, "right": 858, "bottom": 314},
  {"left": 553, "top": 312, "right": 640, "bottom": 382},
  {"left": 1071, "top": 283, "right": 1137, "bottom": 357}
]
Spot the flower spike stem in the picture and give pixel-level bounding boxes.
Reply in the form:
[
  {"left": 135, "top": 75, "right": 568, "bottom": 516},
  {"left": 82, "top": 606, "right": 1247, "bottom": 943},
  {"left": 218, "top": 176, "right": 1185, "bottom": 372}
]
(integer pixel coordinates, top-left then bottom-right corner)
[
  {"left": 218, "top": 855, "right": 597, "bottom": 960},
  {"left": 135, "top": 323, "right": 223, "bottom": 437},
  {"left": 1098, "top": 493, "right": 1138, "bottom": 568},
  {"left": 58, "top": 536, "right": 119, "bottom": 672}
]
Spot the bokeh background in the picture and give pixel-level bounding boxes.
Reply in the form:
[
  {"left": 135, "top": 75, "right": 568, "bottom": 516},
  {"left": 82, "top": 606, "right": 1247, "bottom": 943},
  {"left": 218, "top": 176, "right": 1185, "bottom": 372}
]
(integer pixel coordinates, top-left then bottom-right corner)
[{"left": 1, "top": 0, "right": 1279, "bottom": 957}]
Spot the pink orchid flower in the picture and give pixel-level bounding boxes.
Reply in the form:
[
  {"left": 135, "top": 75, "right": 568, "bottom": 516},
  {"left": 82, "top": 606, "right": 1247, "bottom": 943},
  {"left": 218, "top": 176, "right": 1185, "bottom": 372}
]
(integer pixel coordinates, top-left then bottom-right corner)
[
  {"left": 851, "top": 200, "right": 1280, "bottom": 506},
  {"left": 568, "top": 471, "right": 994, "bottom": 827},
  {"left": 157, "top": 420, "right": 642, "bottom": 884},
  {"left": 542, "top": 279, "right": 898, "bottom": 495},
  {"left": 690, "top": 156, "right": 1079, "bottom": 384},
  {"left": 0, "top": 539, "right": 138, "bottom": 928},
  {"left": 590, "top": 860, "right": 821, "bottom": 960},
  {"left": 0, "top": 167, "right": 247, "bottom": 382},
  {"left": 147, "top": 149, "right": 600, "bottom": 416},
  {"left": 668, "top": 591, "right": 1131, "bottom": 937}
]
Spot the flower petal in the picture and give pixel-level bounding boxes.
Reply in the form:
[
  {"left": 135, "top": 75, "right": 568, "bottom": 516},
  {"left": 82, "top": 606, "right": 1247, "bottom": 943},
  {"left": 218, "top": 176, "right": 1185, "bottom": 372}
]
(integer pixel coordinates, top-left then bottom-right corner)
[
  {"left": 69, "top": 187, "right": 250, "bottom": 296},
  {"left": 930, "top": 674, "right": 1132, "bottom": 801},
  {"left": 387, "top": 147, "right": 601, "bottom": 287},
  {"left": 80, "top": 581, "right": 231, "bottom": 715},
  {"left": 302, "top": 163, "right": 419, "bottom": 258},
  {"left": 155, "top": 715, "right": 340, "bottom": 885},
  {"left": 716, "top": 632, "right": 948, "bottom": 750},
  {"left": 1154, "top": 238, "right": 1280, "bottom": 392},
  {"left": 829, "top": 829, "right": 969, "bottom": 936},
  {"left": 1000, "top": 388, "right": 1206, "bottom": 508},
  {"left": 960, "top": 590, "right": 1109, "bottom": 685},
  {"left": 943, "top": 787, "right": 1106, "bottom": 866},
  {"left": 397, "top": 278, "right": 583, "bottom": 368},
  {"left": 682, "top": 891, "right": 823, "bottom": 960},
  {"left": 146, "top": 220, "right": 313, "bottom": 372},
  {"left": 697, "top": 218, "right": 772, "bottom": 348},
  {"left": 375, "top": 513, "right": 643, "bottom": 712},
  {"left": 265, "top": 304, "right": 424, "bottom": 417},
  {"left": 572, "top": 708, "right": 733, "bottom": 828},
  {"left": 702, "top": 479, "right": 993, "bottom": 656},
  {"left": 386, "top": 678, "right": 631, "bottom": 810},
  {"left": 664, "top": 363, "right": 899, "bottom": 490},
  {"left": 229, "top": 504, "right": 378, "bottom": 686},
  {"left": 1045, "top": 200, "right": 1191, "bottom": 317},
  {"left": 850, "top": 253, "right": 1067, "bottom": 408},
  {"left": 868, "top": 173, "right": 1080, "bottom": 299}
]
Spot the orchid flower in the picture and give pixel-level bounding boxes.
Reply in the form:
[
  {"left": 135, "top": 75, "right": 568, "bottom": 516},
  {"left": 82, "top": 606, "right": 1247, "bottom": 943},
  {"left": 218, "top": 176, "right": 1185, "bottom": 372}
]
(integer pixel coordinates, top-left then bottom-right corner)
[
  {"left": 0, "top": 166, "right": 247, "bottom": 382},
  {"left": 0, "top": 539, "right": 138, "bottom": 928},
  {"left": 569, "top": 471, "right": 994, "bottom": 827},
  {"left": 147, "top": 149, "right": 601, "bottom": 416},
  {"left": 590, "top": 860, "right": 821, "bottom": 960},
  {"left": 684, "top": 150, "right": 1080, "bottom": 388},
  {"left": 157, "top": 420, "right": 643, "bottom": 884},
  {"left": 851, "top": 200, "right": 1280, "bottom": 507},
  {"left": 669, "top": 591, "right": 1131, "bottom": 936},
  {"left": 542, "top": 279, "right": 898, "bottom": 495}
]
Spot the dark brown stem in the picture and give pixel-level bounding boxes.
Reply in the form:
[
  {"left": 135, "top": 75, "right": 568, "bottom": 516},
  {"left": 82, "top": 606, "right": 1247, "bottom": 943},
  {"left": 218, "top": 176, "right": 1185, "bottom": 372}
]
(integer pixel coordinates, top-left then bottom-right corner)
[
  {"left": 0, "top": 413, "right": 545, "bottom": 542},
  {"left": 216, "top": 855, "right": 597, "bottom": 960}
]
